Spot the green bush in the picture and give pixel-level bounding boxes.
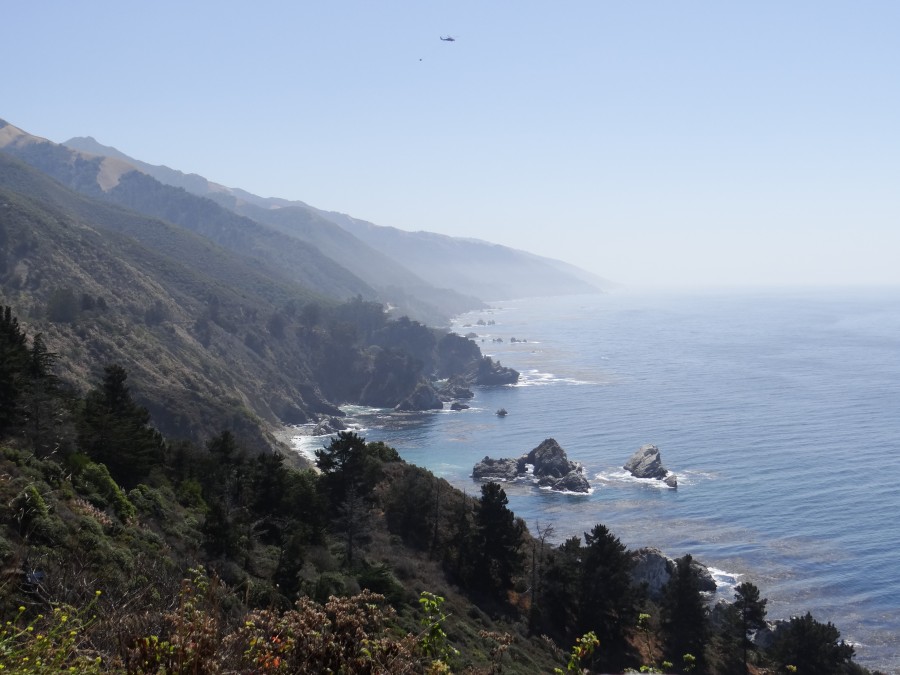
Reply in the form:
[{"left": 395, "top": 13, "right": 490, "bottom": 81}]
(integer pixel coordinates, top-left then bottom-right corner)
[{"left": 77, "top": 462, "right": 136, "bottom": 523}]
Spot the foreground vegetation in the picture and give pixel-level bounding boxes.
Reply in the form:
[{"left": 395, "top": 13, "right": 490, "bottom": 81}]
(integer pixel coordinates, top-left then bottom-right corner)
[{"left": 0, "top": 305, "right": 883, "bottom": 673}]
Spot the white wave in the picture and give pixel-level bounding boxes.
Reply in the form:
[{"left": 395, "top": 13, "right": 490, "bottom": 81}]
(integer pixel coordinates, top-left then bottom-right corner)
[
  {"left": 595, "top": 469, "right": 676, "bottom": 489},
  {"left": 339, "top": 404, "right": 391, "bottom": 416},
  {"left": 515, "top": 369, "right": 594, "bottom": 387},
  {"left": 288, "top": 435, "right": 321, "bottom": 462},
  {"left": 707, "top": 566, "right": 744, "bottom": 599},
  {"left": 537, "top": 484, "right": 596, "bottom": 496},
  {"left": 708, "top": 566, "right": 743, "bottom": 593}
]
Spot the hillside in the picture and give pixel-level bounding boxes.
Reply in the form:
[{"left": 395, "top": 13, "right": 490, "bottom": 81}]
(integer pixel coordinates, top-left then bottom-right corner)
[
  {"left": 1, "top": 122, "right": 379, "bottom": 306},
  {"left": 320, "top": 211, "right": 615, "bottom": 301},
  {"left": 0, "top": 308, "right": 875, "bottom": 674},
  {"left": 62, "top": 133, "right": 612, "bottom": 305},
  {"left": 0, "top": 150, "right": 515, "bottom": 452},
  {"left": 0, "top": 152, "right": 335, "bottom": 448}
]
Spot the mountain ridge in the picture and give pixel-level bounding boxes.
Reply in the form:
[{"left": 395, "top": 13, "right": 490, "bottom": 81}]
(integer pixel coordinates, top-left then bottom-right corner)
[{"left": 62, "top": 132, "right": 615, "bottom": 305}]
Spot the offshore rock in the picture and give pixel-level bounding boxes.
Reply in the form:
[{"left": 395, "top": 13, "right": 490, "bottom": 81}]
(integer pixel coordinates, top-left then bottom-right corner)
[
  {"left": 624, "top": 444, "right": 669, "bottom": 479},
  {"left": 525, "top": 438, "right": 579, "bottom": 479},
  {"left": 473, "top": 438, "right": 590, "bottom": 493},
  {"left": 312, "top": 416, "right": 348, "bottom": 435},
  {"left": 538, "top": 468, "right": 591, "bottom": 494},
  {"left": 625, "top": 443, "right": 676, "bottom": 487},
  {"left": 450, "top": 401, "right": 470, "bottom": 411},
  {"left": 472, "top": 456, "right": 520, "bottom": 481}
]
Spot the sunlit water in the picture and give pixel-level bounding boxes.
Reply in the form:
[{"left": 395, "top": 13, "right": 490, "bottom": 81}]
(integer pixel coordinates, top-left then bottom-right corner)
[{"left": 291, "top": 288, "right": 900, "bottom": 671}]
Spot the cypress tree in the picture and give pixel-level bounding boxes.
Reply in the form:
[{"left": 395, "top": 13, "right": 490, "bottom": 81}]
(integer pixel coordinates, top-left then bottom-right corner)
[
  {"left": 661, "top": 554, "right": 709, "bottom": 672},
  {"left": 76, "top": 364, "right": 165, "bottom": 488},
  {"left": 473, "top": 481, "right": 525, "bottom": 599},
  {"left": 579, "top": 523, "right": 640, "bottom": 669},
  {"left": 0, "top": 306, "right": 30, "bottom": 434}
]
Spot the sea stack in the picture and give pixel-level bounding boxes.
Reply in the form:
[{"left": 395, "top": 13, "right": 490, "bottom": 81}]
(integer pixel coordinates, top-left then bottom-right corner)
[{"left": 624, "top": 444, "right": 677, "bottom": 487}]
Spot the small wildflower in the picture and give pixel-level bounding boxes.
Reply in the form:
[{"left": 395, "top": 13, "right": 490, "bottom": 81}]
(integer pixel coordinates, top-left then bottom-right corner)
[{"left": 95, "top": 590, "right": 102, "bottom": 596}]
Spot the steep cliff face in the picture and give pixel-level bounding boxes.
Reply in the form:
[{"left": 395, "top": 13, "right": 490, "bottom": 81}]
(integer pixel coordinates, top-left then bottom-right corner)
[{"left": 0, "top": 150, "right": 516, "bottom": 445}]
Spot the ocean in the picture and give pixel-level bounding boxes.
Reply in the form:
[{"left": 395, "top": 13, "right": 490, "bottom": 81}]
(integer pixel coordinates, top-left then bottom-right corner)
[{"left": 292, "top": 287, "right": 900, "bottom": 671}]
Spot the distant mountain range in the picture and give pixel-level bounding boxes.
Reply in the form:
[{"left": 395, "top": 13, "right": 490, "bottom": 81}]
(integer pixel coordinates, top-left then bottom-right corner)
[
  {"left": 0, "top": 117, "right": 612, "bottom": 451},
  {"left": 62, "top": 134, "right": 615, "bottom": 311}
]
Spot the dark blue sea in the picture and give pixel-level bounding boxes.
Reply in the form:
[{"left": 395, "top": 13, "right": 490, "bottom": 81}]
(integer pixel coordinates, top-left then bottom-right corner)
[{"left": 293, "top": 288, "right": 900, "bottom": 671}]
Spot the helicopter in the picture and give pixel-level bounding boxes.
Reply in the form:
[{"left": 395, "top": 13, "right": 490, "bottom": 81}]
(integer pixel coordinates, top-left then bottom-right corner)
[{"left": 440, "top": 35, "right": 456, "bottom": 42}]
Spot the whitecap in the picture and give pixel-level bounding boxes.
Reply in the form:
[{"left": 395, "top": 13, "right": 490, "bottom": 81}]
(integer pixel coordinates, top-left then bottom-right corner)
[
  {"left": 595, "top": 469, "right": 676, "bottom": 490},
  {"left": 707, "top": 566, "right": 743, "bottom": 596},
  {"left": 514, "top": 369, "right": 595, "bottom": 387},
  {"left": 537, "top": 484, "right": 596, "bottom": 496}
]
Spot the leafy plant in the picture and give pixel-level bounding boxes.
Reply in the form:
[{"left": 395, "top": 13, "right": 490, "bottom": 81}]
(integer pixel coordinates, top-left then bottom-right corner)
[{"left": 0, "top": 592, "right": 103, "bottom": 673}]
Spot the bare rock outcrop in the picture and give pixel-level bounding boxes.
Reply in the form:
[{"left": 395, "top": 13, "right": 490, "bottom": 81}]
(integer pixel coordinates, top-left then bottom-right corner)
[
  {"left": 630, "top": 548, "right": 716, "bottom": 600},
  {"left": 472, "top": 438, "right": 590, "bottom": 493},
  {"left": 624, "top": 443, "right": 677, "bottom": 487},
  {"left": 472, "top": 456, "right": 520, "bottom": 481}
]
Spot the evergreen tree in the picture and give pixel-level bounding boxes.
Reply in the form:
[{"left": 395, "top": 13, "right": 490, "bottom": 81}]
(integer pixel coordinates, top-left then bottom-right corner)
[
  {"left": 473, "top": 481, "right": 525, "bottom": 599},
  {"left": 315, "top": 431, "right": 399, "bottom": 507},
  {"left": 578, "top": 523, "right": 640, "bottom": 670},
  {"left": 772, "top": 612, "right": 855, "bottom": 674},
  {"left": 76, "top": 364, "right": 165, "bottom": 488},
  {"left": 446, "top": 493, "right": 476, "bottom": 584},
  {"left": 731, "top": 581, "right": 767, "bottom": 674},
  {"left": 661, "top": 554, "right": 709, "bottom": 672},
  {"left": 538, "top": 536, "right": 583, "bottom": 639},
  {"left": 0, "top": 306, "right": 30, "bottom": 434},
  {"left": 20, "top": 333, "right": 63, "bottom": 455}
]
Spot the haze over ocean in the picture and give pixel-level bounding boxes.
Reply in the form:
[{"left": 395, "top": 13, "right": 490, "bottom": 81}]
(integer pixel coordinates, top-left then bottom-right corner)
[{"left": 294, "top": 287, "right": 900, "bottom": 670}]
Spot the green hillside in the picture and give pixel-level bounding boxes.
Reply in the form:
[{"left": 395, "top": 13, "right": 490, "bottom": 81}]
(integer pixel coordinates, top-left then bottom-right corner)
[{"left": 0, "top": 151, "right": 513, "bottom": 451}]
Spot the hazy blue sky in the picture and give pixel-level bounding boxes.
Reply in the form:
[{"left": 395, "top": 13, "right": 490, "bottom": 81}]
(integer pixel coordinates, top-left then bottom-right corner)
[{"left": 4, "top": 2, "right": 899, "bottom": 289}]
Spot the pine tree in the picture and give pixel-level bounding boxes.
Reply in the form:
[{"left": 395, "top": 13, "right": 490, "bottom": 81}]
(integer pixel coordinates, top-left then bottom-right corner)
[
  {"left": 661, "top": 554, "right": 709, "bottom": 672},
  {"left": 538, "top": 536, "right": 583, "bottom": 639},
  {"left": 578, "top": 523, "right": 640, "bottom": 669},
  {"left": 76, "top": 364, "right": 165, "bottom": 488},
  {"left": 473, "top": 481, "right": 525, "bottom": 599},
  {"left": 772, "top": 612, "right": 855, "bottom": 674},
  {"left": 0, "top": 306, "right": 30, "bottom": 434},
  {"left": 732, "top": 581, "right": 767, "bottom": 674}
]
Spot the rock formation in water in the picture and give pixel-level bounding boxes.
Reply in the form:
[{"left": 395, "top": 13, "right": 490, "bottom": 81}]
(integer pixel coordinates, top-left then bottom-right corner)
[
  {"left": 312, "top": 416, "right": 348, "bottom": 435},
  {"left": 472, "top": 438, "right": 590, "bottom": 493},
  {"left": 624, "top": 443, "right": 677, "bottom": 487},
  {"left": 472, "top": 456, "right": 520, "bottom": 481}
]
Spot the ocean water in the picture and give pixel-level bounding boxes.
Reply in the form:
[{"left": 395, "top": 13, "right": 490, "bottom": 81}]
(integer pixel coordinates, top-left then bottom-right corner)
[{"left": 292, "top": 288, "right": 900, "bottom": 671}]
